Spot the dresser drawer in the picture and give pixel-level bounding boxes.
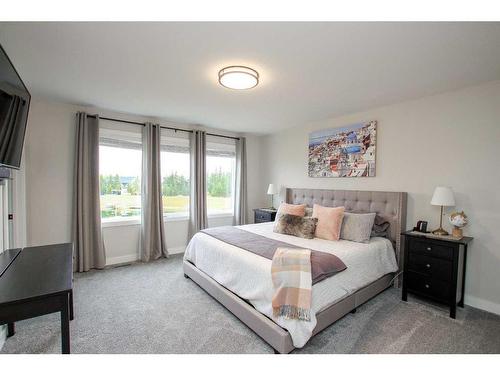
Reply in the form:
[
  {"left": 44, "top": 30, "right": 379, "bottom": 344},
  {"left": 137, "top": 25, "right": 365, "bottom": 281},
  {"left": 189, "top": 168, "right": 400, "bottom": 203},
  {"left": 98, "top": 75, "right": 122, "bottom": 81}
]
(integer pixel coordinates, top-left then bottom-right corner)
[
  {"left": 408, "top": 238, "right": 453, "bottom": 260},
  {"left": 405, "top": 271, "right": 451, "bottom": 302},
  {"left": 407, "top": 253, "right": 452, "bottom": 282}
]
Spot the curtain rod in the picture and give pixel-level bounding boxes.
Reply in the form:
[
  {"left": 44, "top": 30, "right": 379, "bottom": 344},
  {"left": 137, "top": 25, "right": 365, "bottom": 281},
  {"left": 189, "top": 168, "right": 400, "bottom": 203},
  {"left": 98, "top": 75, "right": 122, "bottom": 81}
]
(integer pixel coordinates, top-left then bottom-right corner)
[{"left": 86, "top": 114, "right": 240, "bottom": 141}]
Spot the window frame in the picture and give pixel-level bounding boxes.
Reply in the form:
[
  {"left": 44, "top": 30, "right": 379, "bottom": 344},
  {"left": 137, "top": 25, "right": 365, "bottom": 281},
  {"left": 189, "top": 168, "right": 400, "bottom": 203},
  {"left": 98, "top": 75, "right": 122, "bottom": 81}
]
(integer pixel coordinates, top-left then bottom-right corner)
[
  {"left": 206, "top": 137, "right": 237, "bottom": 218},
  {"left": 98, "top": 124, "right": 238, "bottom": 226},
  {"left": 99, "top": 121, "right": 143, "bottom": 227},
  {"left": 160, "top": 129, "right": 191, "bottom": 221}
]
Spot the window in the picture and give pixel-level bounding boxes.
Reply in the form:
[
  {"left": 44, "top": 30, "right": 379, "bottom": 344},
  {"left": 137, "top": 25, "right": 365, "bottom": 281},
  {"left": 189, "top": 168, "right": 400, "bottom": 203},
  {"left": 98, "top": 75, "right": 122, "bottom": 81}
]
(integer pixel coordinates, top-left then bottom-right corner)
[
  {"left": 161, "top": 129, "right": 190, "bottom": 219},
  {"left": 99, "top": 122, "right": 142, "bottom": 223},
  {"left": 206, "top": 136, "right": 236, "bottom": 216}
]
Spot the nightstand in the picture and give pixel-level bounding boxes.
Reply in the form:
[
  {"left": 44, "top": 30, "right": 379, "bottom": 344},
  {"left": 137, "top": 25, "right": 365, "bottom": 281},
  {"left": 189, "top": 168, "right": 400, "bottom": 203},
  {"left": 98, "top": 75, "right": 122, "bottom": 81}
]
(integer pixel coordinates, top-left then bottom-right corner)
[
  {"left": 401, "top": 231, "right": 473, "bottom": 318},
  {"left": 253, "top": 208, "right": 277, "bottom": 223}
]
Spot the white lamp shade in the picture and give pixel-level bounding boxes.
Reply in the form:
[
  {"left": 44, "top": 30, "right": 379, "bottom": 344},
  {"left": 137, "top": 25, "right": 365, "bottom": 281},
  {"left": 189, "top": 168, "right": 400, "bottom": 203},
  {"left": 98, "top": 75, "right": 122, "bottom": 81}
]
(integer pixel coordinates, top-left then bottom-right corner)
[
  {"left": 267, "top": 184, "right": 278, "bottom": 195},
  {"left": 431, "top": 186, "right": 455, "bottom": 206}
]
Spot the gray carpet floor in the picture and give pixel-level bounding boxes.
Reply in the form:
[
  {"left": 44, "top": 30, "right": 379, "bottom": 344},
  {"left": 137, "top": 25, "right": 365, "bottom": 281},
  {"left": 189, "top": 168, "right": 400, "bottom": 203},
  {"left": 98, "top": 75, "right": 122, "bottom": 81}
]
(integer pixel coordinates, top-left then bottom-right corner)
[{"left": 2, "top": 254, "right": 500, "bottom": 354}]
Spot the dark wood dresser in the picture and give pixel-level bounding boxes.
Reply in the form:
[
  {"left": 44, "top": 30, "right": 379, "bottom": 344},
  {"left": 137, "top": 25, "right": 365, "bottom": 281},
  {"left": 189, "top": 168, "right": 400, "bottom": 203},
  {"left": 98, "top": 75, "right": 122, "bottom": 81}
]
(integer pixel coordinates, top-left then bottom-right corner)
[
  {"left": 253, "top": 208, "right": 277, "bottom": 223},
  {"left": 401, "top": 231, "right": 473, "bottom": 318},
  {"left": 0, "top": 243, "right": 74, "bottom": 353}
]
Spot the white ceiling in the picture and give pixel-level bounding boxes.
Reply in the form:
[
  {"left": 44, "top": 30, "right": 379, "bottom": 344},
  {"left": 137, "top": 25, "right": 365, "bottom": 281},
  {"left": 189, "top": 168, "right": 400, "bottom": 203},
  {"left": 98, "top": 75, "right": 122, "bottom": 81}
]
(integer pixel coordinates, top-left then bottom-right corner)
[{"left": 1, "top": 22, "right": 500, "bottom": 134}]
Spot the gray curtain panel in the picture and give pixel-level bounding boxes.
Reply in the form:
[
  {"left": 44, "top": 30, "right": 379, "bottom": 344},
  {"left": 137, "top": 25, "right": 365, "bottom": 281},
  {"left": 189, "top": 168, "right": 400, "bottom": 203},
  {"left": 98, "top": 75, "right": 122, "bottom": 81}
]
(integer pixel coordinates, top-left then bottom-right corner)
[
  {"left": 73, "top": 112, "right": 106, "bottom": 272},
  {"left": 141, "top": 122, "right": 168, "bottom": 262},
  {"left": 234, "top": 137, "right": 248, "bottom": 225},
  {"left": 188, "top": 130, "right": 208, "bottom": 239}
]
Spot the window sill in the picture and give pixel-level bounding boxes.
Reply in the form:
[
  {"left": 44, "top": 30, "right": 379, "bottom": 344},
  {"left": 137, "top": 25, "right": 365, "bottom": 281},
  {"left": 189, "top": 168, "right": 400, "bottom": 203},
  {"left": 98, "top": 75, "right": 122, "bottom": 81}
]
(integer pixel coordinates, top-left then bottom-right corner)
[
  {"left": 101, "top": 213, "right": 234, "bottom": 227},
  {"left": 102, "top": 218, "right": 141, "bottom": 228},
  {"left": 164, "top": 215, "right": 189, "bottom": 222},
  {"left": 208, "top": 213, "right": 234, "bottom": 219}
]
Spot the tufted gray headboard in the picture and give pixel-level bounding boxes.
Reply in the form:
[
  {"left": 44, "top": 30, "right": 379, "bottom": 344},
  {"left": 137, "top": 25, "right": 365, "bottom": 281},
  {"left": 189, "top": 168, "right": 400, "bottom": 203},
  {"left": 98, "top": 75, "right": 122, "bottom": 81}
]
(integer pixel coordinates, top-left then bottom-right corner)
[{"left": 286, "top": 188, "right": 407, "bottom": 278}]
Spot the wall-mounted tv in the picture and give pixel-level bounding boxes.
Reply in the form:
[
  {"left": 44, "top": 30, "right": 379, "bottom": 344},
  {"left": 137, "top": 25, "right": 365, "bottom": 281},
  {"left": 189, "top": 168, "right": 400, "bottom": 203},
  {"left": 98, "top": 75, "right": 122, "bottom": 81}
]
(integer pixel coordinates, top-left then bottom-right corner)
[{"left": 0, "top": 43, "right": 30, "bottom": 170}]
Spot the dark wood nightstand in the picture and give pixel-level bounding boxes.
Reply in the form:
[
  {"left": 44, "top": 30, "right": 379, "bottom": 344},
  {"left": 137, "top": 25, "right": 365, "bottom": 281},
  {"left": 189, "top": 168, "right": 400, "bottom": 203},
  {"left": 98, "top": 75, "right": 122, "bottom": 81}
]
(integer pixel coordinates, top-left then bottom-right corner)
[
  {"left": 401, "top": 231, "right": 473, "bottom": 319},
  {"left": 253, "top": 208, "right": 277, "bottom": 223}
]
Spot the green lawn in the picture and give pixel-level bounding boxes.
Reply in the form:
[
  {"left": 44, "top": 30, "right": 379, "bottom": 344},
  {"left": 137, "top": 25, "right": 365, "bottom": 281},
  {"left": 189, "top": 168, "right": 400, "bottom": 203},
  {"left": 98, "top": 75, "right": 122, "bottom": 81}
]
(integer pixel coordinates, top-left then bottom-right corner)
[{"left": 100, "top": 194, "right": 231, "bottom": 218}]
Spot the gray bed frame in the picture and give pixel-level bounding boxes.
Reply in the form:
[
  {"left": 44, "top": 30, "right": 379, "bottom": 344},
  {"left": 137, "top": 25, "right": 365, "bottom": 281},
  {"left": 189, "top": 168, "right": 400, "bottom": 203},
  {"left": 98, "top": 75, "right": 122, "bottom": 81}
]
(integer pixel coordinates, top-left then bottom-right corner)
[{"left": 183, "top": 188, "right": 407, "bottom": 353}]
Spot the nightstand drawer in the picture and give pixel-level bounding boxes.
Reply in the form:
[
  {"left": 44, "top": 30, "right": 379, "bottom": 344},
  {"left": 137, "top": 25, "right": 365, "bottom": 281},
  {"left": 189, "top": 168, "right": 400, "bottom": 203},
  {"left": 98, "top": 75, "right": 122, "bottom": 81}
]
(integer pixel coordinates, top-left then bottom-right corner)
[
  {"left": 405, "top": 271, "right": 450, "bottom": 302},
  {"left": 408, "top": 238, "right": 453, "bottom": 260},
  {"left": 253, "top": 209, "right": 277, "bottom": 223},
  {"left": 407, "top": 253, "right": 452, "bottom": 282},
  {"left": 255, "top": 212, "right": 272, "bottom": 223}
]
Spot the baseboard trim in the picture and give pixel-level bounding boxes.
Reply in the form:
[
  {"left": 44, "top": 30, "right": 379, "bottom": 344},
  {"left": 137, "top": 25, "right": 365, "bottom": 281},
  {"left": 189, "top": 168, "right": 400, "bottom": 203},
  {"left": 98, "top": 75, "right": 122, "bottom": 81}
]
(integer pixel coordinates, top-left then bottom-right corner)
[
  {"left": 465, "top": 295, "right": 500, "bottom": 316},
  {"left": 106, "top": 246, "right": 185, "bottom": 266},
  {"left": 168, "top": 246, "right": 186, "bottom": 255},
  {"left": 0, "top": 325, "right": 6, "bottom": 351},
  {"left": 106, "top": 254, "right": 138, "bottom": 266}
]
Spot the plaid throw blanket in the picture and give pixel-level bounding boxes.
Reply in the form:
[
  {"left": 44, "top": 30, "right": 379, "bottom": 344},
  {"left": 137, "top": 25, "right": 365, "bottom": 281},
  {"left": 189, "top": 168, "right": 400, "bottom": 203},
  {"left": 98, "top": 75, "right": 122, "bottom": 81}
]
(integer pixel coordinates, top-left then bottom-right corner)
[{"left": 271, "top": 247, "right": 312, "bottom": 321}]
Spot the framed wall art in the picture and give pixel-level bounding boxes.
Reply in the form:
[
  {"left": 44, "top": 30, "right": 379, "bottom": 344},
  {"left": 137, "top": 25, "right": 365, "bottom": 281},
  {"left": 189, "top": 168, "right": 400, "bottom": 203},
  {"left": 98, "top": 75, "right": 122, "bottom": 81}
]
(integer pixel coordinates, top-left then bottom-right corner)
[{"left": 308, "top": 121, "right": 376, "bottom": 177}]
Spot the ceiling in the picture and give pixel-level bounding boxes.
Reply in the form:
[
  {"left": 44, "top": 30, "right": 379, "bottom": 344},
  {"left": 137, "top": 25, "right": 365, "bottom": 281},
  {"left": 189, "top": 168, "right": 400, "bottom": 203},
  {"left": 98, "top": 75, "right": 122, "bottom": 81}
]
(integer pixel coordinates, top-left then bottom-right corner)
[{"left": 1, "top": 22, "right": 500, "bottom": 134}]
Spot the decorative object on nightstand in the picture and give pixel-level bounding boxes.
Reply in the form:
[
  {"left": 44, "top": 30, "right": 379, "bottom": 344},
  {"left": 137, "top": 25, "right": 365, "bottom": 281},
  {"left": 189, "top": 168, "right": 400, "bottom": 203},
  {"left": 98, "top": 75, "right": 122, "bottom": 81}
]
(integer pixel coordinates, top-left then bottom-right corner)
[
  {"left": 267, "top": 183, "right": 278, "bottom": 210},
  {"left": 449, "top": 211, "right": 468, "bottom": 239},
  {"left": 401, "top": 231, "right": 473, "bottom": 319},
  {"left": 430, "top": 186, "right": 455, "bottom": 235},
  {"left": 253, "top": 208, "right": 277, "bottom": 223}
]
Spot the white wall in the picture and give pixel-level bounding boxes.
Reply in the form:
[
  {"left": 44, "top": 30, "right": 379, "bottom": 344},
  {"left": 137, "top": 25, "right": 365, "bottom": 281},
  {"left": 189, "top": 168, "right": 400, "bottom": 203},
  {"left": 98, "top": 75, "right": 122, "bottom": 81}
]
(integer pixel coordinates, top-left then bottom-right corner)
[
  {"left": 23, "top": 97, "right": 265, "bottom": 265},
  {"left": 262, "top": 80, "right": 500, "bottom": 314},
  {"left": 24, "top": 99, "right": 78, "bottom": 246}
]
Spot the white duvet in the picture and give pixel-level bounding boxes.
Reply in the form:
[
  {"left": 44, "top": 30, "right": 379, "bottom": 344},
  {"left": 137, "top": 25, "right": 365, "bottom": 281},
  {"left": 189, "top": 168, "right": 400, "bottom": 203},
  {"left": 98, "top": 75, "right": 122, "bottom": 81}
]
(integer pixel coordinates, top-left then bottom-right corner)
[{"left": 184, "top": 222, "right": 398, "bottom": 348}]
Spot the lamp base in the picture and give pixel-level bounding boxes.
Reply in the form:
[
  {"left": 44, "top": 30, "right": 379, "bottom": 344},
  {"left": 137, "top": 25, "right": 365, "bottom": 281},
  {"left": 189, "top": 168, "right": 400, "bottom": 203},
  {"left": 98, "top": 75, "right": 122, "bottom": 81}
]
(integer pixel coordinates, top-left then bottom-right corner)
[{"left": 431, "top": 227, "right": 449, "bottom": 236}]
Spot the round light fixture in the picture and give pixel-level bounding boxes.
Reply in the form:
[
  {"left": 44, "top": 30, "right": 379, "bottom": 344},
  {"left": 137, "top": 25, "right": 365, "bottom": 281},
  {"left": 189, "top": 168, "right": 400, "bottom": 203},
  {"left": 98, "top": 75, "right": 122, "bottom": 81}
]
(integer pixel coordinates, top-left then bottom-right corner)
[{"left": 218, "top": 66, "right": 259, "bottom": 90}]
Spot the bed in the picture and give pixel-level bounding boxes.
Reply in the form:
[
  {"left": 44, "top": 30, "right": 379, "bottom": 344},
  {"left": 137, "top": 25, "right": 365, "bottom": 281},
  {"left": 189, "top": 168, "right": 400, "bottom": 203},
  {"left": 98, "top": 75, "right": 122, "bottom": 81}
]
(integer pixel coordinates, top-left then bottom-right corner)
[{"left": 183, "top": 188, "right": 407, "bottom": 353}]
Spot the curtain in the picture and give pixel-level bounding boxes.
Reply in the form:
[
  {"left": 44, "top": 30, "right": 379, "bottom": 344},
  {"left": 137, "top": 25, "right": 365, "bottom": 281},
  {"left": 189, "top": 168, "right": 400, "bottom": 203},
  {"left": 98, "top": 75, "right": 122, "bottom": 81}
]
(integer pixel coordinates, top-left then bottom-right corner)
[
  {"left": 73, "top": 112, "right": 106, "bottom": 272},
  {"left": 188, "top": 130, "right": 207, "bottom": 239},
  {"left": 234, "top": 137, "right": 247, "bottom": 225},
  {"left": 0, "top": 94, "right": 24, "bottom": 166},
  {"left": 141, "top": 122, "right": 168, "bottom": 262}
]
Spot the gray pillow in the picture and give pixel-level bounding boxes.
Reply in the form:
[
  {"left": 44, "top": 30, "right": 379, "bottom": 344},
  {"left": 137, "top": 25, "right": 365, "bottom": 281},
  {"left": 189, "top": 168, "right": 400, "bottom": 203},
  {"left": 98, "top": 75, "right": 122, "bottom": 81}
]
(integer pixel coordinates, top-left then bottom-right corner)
[
  {"left": 340, "top": 212, "right": 376, "bottom": 243},
  {"left": 304, "top": 207, "right": 313, "bottom": 217},
  {"left": 371, "top": 214, "right": 390, "bottom": 238},
  {"left": 273, "top": 214, "right": 318, "bottom": 239}
]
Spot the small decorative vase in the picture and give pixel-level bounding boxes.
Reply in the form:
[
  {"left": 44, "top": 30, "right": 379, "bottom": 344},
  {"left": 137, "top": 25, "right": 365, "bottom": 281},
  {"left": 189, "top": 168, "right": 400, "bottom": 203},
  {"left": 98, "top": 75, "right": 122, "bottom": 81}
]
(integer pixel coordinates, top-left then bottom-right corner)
[
  {"left": 449, "top": 211, "right": 468, "bottom": 239},
  {"left": 452, "top": 227, "right": 463, "bottom": 239}
]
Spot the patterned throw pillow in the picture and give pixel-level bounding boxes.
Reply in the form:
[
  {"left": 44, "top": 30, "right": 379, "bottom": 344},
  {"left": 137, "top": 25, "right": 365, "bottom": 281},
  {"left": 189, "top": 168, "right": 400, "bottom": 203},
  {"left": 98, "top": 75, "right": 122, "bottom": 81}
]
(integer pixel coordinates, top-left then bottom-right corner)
[
  {"left": 273, "top": 214, "right": 318, "bottom": 239},
  {"left": 340, "top": 212, "right": 377, "bottom": 243}
]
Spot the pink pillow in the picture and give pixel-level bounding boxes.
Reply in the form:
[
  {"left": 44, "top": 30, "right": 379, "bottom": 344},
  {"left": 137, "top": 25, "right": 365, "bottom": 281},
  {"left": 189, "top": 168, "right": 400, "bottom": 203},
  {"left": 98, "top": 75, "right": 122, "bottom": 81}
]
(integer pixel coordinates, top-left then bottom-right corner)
[
  {"left": 276, "top": 203, "right": 306, "bottom": 218},
  {"left": 312, "top": 204, "right": 345, "bottom": 241}
]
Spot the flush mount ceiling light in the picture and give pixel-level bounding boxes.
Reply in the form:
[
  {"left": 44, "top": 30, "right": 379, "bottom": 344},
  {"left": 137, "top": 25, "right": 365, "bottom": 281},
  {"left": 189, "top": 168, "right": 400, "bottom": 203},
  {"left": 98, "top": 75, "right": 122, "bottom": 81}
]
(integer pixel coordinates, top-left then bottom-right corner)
[{"left": 218, "top": 66, "right": 259, "bottom": 90}]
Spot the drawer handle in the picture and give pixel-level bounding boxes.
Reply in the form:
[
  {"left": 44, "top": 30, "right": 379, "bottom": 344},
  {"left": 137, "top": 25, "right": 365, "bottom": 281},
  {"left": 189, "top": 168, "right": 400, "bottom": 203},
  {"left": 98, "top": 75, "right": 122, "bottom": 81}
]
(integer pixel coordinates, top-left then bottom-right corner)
[
  {"left": 426, "top": 264, "right": 431, "bottom": 269},
  {"left": 425, "top": 284, "right": 430, "bottom": 289},
  {"left": 426, "top": 247, "right": 432, "bottom": 251}
]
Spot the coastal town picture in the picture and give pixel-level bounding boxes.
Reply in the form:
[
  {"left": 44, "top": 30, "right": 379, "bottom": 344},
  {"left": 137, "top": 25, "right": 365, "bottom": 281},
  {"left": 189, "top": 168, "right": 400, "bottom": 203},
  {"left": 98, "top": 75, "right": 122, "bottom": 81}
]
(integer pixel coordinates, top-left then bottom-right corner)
[{"left": 308, "top": 121, "right": 377, "bottom": 177}]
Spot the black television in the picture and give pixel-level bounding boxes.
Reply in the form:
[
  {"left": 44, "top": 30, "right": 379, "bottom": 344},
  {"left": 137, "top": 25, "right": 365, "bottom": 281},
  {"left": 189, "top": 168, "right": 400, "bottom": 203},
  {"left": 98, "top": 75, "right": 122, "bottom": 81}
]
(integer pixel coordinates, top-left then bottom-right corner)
[{"left": 0, "top": 43, "right": 30, "bottom": 170}]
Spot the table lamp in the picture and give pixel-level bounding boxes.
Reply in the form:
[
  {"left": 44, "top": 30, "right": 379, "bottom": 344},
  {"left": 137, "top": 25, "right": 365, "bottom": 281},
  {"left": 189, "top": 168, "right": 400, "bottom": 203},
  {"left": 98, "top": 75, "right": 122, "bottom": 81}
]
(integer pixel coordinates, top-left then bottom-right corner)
[
  {"left": 430, "top": 186, "right": 455, "bottom": 236},
  {"left": 267, "top": 183, "right": 278, "bottom": 210}
]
